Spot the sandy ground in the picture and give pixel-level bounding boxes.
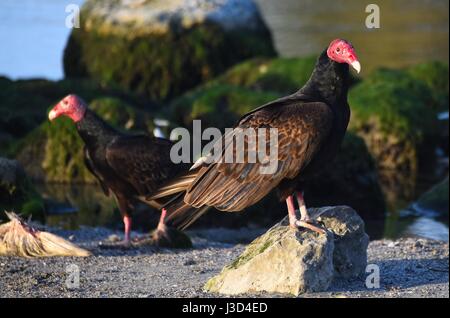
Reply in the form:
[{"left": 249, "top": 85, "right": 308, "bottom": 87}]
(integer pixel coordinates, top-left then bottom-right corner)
[{"left": 0, "top": 227, "right": 448, "bottom": 298}]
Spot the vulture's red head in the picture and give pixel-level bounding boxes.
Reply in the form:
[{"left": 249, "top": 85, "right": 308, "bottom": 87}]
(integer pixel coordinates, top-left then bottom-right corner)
[
  {"left": 49, "top": 94, "right": 87, "bottom": 122},
  {"left": 327, "top": 39, "right": 361, "bottom": 73}
]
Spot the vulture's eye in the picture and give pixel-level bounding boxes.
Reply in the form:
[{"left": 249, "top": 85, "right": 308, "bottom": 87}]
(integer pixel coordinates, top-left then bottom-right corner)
[{"left": 336, "top": 48, "right": 341, "bottom": 53}]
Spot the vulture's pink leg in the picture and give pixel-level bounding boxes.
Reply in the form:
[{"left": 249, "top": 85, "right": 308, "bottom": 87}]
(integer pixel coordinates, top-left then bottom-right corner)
[
  {"left": 123, "top": 215, "right": 132, "bottom": 243},
  {"left": 286, "top": 195, "right": 298, "bottom": 228},
  {"left": 157, "top": 208, "right": 167, "bottom": 232},
  {"left": 296, "top": 191, "right": 311, "bottom": 221}
]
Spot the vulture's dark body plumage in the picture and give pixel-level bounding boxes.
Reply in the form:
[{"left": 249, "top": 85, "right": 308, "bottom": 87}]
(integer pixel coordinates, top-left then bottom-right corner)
[
  {"left": 76, "top": 110, "right": 188, "bottom": 237},
  {"left": 152, "top": 46, "right": 355, "bottom": 230}
]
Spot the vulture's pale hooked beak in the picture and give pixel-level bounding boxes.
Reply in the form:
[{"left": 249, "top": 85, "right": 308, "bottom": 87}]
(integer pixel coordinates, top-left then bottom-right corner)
[
  {"left": 48, "top": 108, "right": 58, "bottom": 121},
  {"left": 351, "top": 60, "right": 361, "bottom": 74}
]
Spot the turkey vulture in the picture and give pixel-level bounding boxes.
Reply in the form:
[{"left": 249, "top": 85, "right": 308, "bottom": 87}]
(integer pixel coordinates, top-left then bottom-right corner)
[
  {"left": 150, "top": 39, "right": 361, "bottom": 233},
  {"left": 48, "top": 95, "right": 189, "bottom": 244}
]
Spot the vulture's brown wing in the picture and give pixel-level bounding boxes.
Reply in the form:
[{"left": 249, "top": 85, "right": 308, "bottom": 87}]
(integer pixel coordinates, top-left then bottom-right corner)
[
  {"left": 84, "top": 146, "right": 110, "bottom": 196},
  {"left": 105, "top": 135, "right": 179, "bottom": 196},
  {"left": 184, "top": 101, "right": 333, "bottom": 212}
]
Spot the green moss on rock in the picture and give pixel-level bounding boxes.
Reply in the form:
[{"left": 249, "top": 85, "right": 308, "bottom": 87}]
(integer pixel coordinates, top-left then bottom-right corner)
[
  {"left": 407, "top": 61, "right": 449, "bottom": 112},
  {"left": 348, "top": 68, "right": 440, "bottom": 173},
  {"left": 216, "top": 56, "right": 317, "bottom": 94},
  {"left": 168, "top": 83, "right": 280, "bottom": 129}
]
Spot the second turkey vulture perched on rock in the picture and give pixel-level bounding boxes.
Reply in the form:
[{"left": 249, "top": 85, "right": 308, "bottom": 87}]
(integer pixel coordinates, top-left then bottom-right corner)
[
  {"left": 48, "top": 95, "right": 189, "bottom": 244},
  {"left": 151, "top": 39, "right": 361, "bottom": 233}
]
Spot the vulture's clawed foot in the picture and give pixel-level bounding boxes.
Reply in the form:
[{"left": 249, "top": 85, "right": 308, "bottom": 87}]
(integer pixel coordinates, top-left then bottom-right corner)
[
  {"left": 132, "top": 224, "right": 192, "bottom": 249},
  {"left": 292, "top": 219, "right": 326, "bottom": 235},
  {"left": 288, "top": 213, "right": 326, "bottom": 234}
]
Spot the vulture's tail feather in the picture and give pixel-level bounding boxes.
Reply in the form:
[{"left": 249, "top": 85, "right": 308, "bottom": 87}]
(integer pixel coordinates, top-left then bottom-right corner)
[
  {"left": 163, "top": 198, "right": 210, "bottom": 231},
  {"left": 148, "top": 171, "right": 198, "bottom": 201},
  {"left": 147, "top": 170, "right": 210, "bottom": 230}
]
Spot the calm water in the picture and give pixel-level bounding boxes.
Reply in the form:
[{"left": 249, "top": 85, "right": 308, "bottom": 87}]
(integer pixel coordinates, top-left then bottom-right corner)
[
  {"left": 0, "top": 0, "right": 448, "bottom": 79},
  {"left": 256, "top": 0, "right": 449, "bottom": 73}
]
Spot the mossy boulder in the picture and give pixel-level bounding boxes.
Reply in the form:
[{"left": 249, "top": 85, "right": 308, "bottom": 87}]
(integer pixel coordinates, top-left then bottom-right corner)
[
  {"left": 205, "top": 220, "right": 334, "bottom": 295},
  {"left": 63, "top": 0, "right": 276, "bottom": 101},
  {"left": 407, "top": 61, "right": 449, "bottom": 113},
  {"left": 204, "top": 206, "right": 368, "bottom": 295},
  {"left": 348, "top": 68, "right": 441, "bottom": 175},
  {"left": 167, "top": 83, "right": 280, "bottom": 129},
  {"left": 166, "top": 56, "right": 326, "bottom": 129},
  {"left": 408, "top": 61, "right": 449, "bottom": 155},
  {"left": 215, "top": 56, "right": 317, "bottom": 94},
  {"left": 14, "top": 97, "right": 155, "bottom": 183},
  {"left": 0, "top": 158, "right": 45, "bottom": 220}
]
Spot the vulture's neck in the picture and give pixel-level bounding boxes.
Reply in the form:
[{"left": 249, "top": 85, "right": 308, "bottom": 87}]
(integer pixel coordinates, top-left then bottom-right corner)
[
  {"left": 76, "top": 109, "right": 119, "bottom": 148},
  {"left": 298, "top": 50, "right": 350, "bottom": 107}
]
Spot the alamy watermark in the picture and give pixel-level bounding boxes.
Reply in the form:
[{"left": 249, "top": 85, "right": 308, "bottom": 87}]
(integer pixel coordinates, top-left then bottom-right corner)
[
  {"left": 365, "top": 264, "right": 380, "bottom": 289},
  {"left": 65, "top": 4, "right": 80, "bottom": 29},
  {"left": 365, "top": 4, "right": 381, "bottom": 29},
  {"left": 65, "top": 264, "right": 80, "bottom": 289}
]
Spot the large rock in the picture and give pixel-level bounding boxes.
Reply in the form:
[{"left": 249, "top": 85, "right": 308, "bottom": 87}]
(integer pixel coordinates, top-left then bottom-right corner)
[
  {"left": 204, "top": 206, "right": 368, "bottom": 296},
  {"left": 407, "top": 61, "right": 449, "bottom": 114},
  {"left": 0, "top": 158, "right": 45, "bottom": 220},
  {"left": 204, "top": 223, "right": 334, "bottom": 296},
  {"left": 64, "top": 0, "right": 276, "bottom": 101}
]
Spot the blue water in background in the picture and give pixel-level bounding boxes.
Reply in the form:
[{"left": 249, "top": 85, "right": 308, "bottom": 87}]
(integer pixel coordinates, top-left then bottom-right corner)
[{"left": 0, "top": 0, "right": 84, "bottom": 80}]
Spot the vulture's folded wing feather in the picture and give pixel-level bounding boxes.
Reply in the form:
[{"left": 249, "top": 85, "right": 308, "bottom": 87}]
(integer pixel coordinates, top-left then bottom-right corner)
[
  {"left": 105, "top": 135, "right": 182, "bottom": 196},
  {"left": 184, "top": 100, "right": 334, "bottom": 212}
]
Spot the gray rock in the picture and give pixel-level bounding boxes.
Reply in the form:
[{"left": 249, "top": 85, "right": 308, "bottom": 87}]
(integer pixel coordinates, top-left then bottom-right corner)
[
  {"left": 204, "top": 206, "right": 369, "bottom": 296},
  {"left": 275, "top": 206, "right": 369, "bottom": 279},
  {"left": 204, "top": 221, "right": 334, "bottom": 296},
  {"left": 315, "top": 206, "right": 370, "bottom": 279}
]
